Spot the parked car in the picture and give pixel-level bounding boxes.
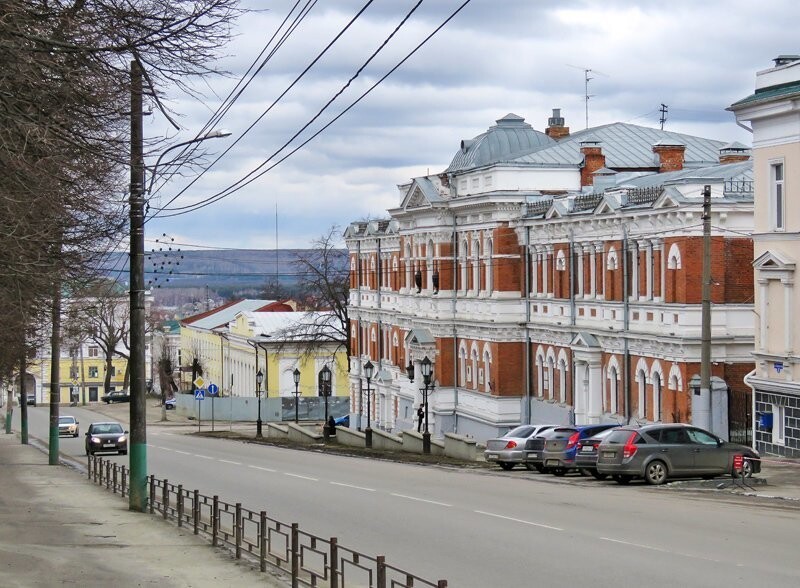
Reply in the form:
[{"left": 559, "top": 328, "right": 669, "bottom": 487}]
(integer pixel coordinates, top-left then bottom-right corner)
[
  {"left": 58, "top": 415, "right": 80, "bottom": 437},
  {"left": 85, "top": 422, "right": 128, "bottom": 455},
  {"left": 484, "top": 424, "right": 557, "bottom": 470},
  {"left": 574, "top": 427, "right": 621, "bottom": 479},
  {"left": 596, "top": 424, "right": 761, "bottom": 485},
  {"left": 541, "top": 423, "right": 620, "bottom": 476},
  {"left": 524, "top": 427, "right": 574, "bottom": 472},
  {"left": 26, "top": 393, "right": 36, "bottom": 407},
  {"left": 101, "top": 390, "right": 130, "bottom": 404},
  {"left": 164, "top": 397, "right": 176, "bottom": 410}
]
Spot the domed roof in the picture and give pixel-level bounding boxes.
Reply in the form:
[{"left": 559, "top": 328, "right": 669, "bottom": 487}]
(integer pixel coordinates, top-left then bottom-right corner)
[{"left": 446, "top": 113, "right": 556, "bottom": 173}]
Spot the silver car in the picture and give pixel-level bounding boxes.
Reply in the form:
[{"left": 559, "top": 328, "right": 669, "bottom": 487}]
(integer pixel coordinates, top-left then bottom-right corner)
[
  {"left": 484, "top": 425, "right": 556, "bottom": 470},
  {"left": 596, "top": 424, "right": 761, "bottom": 485}
]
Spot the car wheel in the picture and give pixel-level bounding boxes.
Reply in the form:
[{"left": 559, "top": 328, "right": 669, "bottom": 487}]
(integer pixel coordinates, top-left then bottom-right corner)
[
  {"left": 644, "top": 460, "right": 668, "bottom": 485},
  {"left": 702, "top": 474, "right": 716, "bottom": 480},
  {"left": 579, "top": 468, "right": 592, "bottom": 477},
  {"left": 741, "top": 458, "right": 754, "bottom": 478},
  {"left": 552, "top": 467, "right": 567, "bottom": 477},
  {"left": 524, "top": 463, "right": 537, "bottom": 471},
  {"left": 498, "top": 462, "right": 515, "bottom": 471},
  {"left": 591, "top": 471, "right": 608, "bottom": 481},
  {"left": 613, "top": 474, "right": 632, "bottom": 485},
  {"left": 119, "top": 450, "right": 127, "bottom": 456}
]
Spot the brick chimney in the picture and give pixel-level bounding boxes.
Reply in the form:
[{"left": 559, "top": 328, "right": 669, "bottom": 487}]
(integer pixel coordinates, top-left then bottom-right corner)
[
  {"left": 652, "top": 140, "right": 686, "bottom": 172},
  {"left": 718, "top": 142, "right": 751, "bottom": 164},
  {"left": 545, "top": 108, "right": 570, "bottom": 139},
  {"left": 580, "top": 136, "right": 605, "bottom": 187}
]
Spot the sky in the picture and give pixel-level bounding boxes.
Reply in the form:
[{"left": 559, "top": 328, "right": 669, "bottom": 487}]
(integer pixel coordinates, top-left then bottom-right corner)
[{"left": 141, "top": 0, "right": 800, "bottom": 251}]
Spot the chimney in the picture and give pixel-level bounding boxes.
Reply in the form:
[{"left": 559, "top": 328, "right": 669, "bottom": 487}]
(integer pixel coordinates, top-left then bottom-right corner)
[
  {"left": 580, "top": 136, "right": 605, "bottom": 187},
  {"left": 546, "top": 108, "right": 570, "bottom": 139},
  {"left": 652, "top": 140, "right": 686, "bottom": 172},
  {"left": 718, "top": 142, "right": 751, "bottom": 164}
]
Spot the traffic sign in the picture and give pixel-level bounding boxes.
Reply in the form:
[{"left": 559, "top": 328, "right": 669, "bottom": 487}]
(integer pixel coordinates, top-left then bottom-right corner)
[
  {"left": 207, "top": 383, "right": 219, "bottom": 396},
  {"left": 194, "top": 389, "right": 205, "bottom": 400},
  {"left": 193, "top": 376, "right": 205, "bottom": 389}
]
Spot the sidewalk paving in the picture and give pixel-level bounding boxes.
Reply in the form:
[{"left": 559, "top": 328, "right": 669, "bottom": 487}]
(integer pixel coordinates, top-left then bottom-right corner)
[{"left": 0, "top": 431, "right": 287, "bottom": 588}]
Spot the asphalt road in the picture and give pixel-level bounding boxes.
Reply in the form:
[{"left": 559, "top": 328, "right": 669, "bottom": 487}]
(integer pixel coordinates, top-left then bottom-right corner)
[{"left": 18, "top": 405, "right": 800, "bottom": 588}]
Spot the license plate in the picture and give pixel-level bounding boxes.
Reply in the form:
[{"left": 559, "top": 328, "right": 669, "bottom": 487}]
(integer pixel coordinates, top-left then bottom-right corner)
[
  {"left": 486, "top": 454, "right": 498, "bottom": 460},
  {"left": 546, "top": 459, "right": 559, "bottom": 466},
  {"left": 527, "top": 452, "right": 538, "bottom": 459},
  {"left": 104, "top": 442, "right": 114, "bottom": 446},
  {"left": 581, "top": 446, "right": 594, "bottom": 453},
  {"left": 602, "top": 451, "right": 615, "bottom": 458}
]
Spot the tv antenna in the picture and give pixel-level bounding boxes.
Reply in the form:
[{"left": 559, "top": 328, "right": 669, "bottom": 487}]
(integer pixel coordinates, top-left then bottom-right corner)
[{"left": 566, "top": 64, "right": 608, "bottom": 129}]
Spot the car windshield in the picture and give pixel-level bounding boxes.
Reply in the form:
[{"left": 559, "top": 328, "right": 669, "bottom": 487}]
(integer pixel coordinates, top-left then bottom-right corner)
[
  {"left": 58, "top": 417, "right": 75, "bottom": 424},
  {"left": 506, "top": 425, "right": 536, "bottom": 438},
  {"left": 93, "top": 423, "right": 123, "bottom": 434},
  {"left": 604, "top": 429, "right": 636, "bottom": 444},
  {"left": 586, "top": 427, "right": 618, "bottom": 441}
]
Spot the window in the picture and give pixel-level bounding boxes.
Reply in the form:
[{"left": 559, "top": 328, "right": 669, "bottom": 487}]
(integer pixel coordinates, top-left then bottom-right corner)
[
  {"left": 772, "top": 403, "right": 786, "bottom": 445},
  {"left": 89, "top": 367, "right": 98, "bottom": 378},
  {"left": 483, "top": 175, "right": 493, "bottom": 187},
  {"left": 772, "top": 162, "right": 785, "bottom": 230},
  {"left": 687, "top": 428, "right": 718, "bottom": 445},
  {"left": 471, "top": 177, "right": 480, "bottom": 189},
  {"left": 88, "top": 347, "right": 99, "bottom": 358}
]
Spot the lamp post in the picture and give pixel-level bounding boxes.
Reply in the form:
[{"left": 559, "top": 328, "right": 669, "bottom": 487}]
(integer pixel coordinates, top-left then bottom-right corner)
[
  {"left": 320, "top": 365, "right": 332, "bottom": 441},
  {"left": 364, "top": 360, "right": 374, "bottom": 448},
  {"left": 421, "top": 356, "right": 433, "bottom": 454},
  {"left": 293, "top": 368, "right": 301, "bottom": 423},
  {"left": 128, "top": 58, "right": 231, "bottom": 512},
  {"left": 255, "top": 369, "right": 264, "bottom": 438}
]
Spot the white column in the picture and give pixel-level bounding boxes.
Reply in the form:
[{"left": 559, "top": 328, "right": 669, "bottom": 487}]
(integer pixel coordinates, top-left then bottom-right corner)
[
  {"left": 759, "top": 279, "right": 768, "bottom": 352},
  {"left": 629, "top": 242, "right": 639, "bottom": 301},
  {"left": 589, "top": 244, "right": 597, "bottom": 298},
  {"left": 784, "top": 279, "right": 794, "bottom": 354},
  {"left": 645, "top": 241, "right": 653, "bottom": 300},
  {"left": 531, "top": 246, "right": 539, "bottom": 295},
  {"left": 655, "top": 240, "right": 665, "bottom": 302},
  {"left": 576, "top": 246, "right": 584, "bottom": 298}
]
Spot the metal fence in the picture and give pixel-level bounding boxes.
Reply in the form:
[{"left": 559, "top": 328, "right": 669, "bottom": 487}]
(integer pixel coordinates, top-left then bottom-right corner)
[{"left": 87, "top": 455, "right": 447, "bottom": 588}]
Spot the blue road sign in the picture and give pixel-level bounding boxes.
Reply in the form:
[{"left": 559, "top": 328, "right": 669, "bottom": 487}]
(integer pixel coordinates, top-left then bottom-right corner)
[
  {"left": 194, "top": 389, "right": 205, "bottom": 400},
  {"left": 207, "top": 383, "right": 219, "bottom": 396}
]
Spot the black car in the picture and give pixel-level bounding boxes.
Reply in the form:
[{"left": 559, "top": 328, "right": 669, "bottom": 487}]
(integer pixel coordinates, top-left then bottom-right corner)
[
  {"left": 101, "top": 390, "right": 130, "bottom": 404},
  {"left": 523, "top": 427, "right": 575, "bottom": 472},
  {"left": 85, "top": 421, "right": 128, "bottom": 455},
  {"left": 574, "top": 427, "right": 621, "bottom": 479}
]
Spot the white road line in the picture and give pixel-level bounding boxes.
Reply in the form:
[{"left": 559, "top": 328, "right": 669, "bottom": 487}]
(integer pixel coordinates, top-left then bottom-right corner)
[
  {"left": 600, "top": 537, "right": 721, "bottom": 563},
  {"left": 248, "top": 465, "right": 277, "bottom": 473},
  {"left": 391, "top": 493, "right": 451, "bottom": 507},
  {"left": 174, "top": 450, "right": 191, "bottom": 455},
  {"left": 218, "top": 459, "right": 242, "bottom": 465},
  {"left": 474, "top": 510, "right": 563, "bottom": 531},
  {"left": 194, "top": 454, "right": 214, "bottom": 460},
  {"left": 285, "top": 473, "right": 318, "bottom": 481},
  {"left": 330, "top": 482, "right": 376, "bottom": 492}
]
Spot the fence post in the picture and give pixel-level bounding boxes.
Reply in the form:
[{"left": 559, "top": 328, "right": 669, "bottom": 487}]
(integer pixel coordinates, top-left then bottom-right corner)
[
  {"left": 291, "top": 523, "right": 299, "bottom": 588},
  {"left": 438, "top": 581, "right": 448, "bottom": 587},
  {"left": 235, "top": 503, "right": 242, "bottom": 559},
  {"left": 193, "top": 490, "right": 199, "bottom": 535},
  {"left": 105, "top": 460, "right": 111, "bottom": 490},
  {"left": 330, "top": 537, "right": 338, "bottom": 588},
  {"left": 162, "top": 479, "right": 169, "bottom": 519},
  {"left": 149, "top": 475, "right": 155, "bottom": 514},
  {"left": 113, "top": 464, "right": 118, "bottom": 494},
  {"left": 121, "top": 465, "right": 127, "bottom": 497},
  {"left": 259, "top": 511, "right": 267, "bottom": 572},
  {"left": 87, "top": 455, "right": 91, "bottom": 479},
  {"left": 377, "top": 555, "right": 386, "bottom": 588},
  {"left": 212, "top": 495, "right": 219, "bottom": 547},
  {"left": 177, "top": 485, "right": 183, "bottom": 527}
]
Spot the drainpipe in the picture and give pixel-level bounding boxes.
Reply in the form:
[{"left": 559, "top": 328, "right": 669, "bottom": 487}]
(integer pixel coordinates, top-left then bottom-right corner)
[
  {"left": 623, "top": 225, "right": 631, "bottom": 424},
  {"left": 452, "top": 212, "right": 459, "bottom": 433},
  {"left": 569, "top": 230, "right": 577, "bottom": 426},
  {"left": 524, "top": 222, "right": 532, "bottom": 424}
]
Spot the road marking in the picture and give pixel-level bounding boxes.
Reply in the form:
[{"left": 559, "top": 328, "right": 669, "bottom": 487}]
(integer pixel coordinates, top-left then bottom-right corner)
[
  {"left": 194, "top": 454, "right": 214, "bottom": 460},
  {"left": 474, "top": 510, "right": 563, "bottom": 531},
  {"left": 218, "top": 459, "right": 242, "bottom": 465},
  {"left": 285, "top": 473, "right": 318, "bottom": 481},
  {"left": 330, "top": 482, "right": 376, "bottom": 492},
  {"left": 174, "top": 450, "right": 191, "bottom": 455},
  {"left": 248, "top": 465, "right": 277, "bottom": 473},
  {"left": 391, "top": 493, "right": 451, "bottom": 507},
  {"left": 600, "top": 537, "right": 722, "bottom": 563}
]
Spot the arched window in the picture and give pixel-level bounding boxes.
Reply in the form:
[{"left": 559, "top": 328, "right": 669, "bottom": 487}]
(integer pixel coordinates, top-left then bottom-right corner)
[
  {"left": 460, "top": 240, "right": 469, "bottom": 294},
  {"left": 606, "top": 247, "right": 618, "bottom": 270},
  {"left": 668, "top": 364, "right": 683, "bottom": 392},
  {"left": 459, "top": 345, "right": 468, "bottom": 386},
  {"left": 546, "top": 355, "right": 555, "bottom": 400},
  {"left": 470, "top": 347, "right": 479, "bottom": 389},
  {"left": 667, "top": 243, "right": 682, "bottom": 269},
  {"left": 404, "top": 243, "right": 413, "bottom": 290},
  {"left": 472, "top": 239, "right": 481, "bottom": 295},
  {"left": 427, "top": 239, "right": 435, "bottom": 291},
  {"left": 608, "top": 365, "right": 618, "bottom": 414},
  {"left": 483, "top": 347, "right": 492, "bottom": 393},
  {"left": 558, "top": 357, "right": 567, "bottom": 403},
  {"left": 392, "top": 257, "right": 399, "bottom": 290},
  {"left": 536, "top": 352, "right": 545, "bottom": 397},
  {"left": 652, "top": 372, "right": 662, "bottom": 422},
  {"left": 637, "top": 369, "right": 647, "bottom": 419},
  {"left": 485, "top": 238, "right": 494, "bottom": 294}
]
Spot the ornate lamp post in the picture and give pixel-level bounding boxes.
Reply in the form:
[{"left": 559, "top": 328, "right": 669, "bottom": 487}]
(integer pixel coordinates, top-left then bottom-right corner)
[
  {"left": 320, "top": 365, "right": 332, "bottom": 441},
  {"left": 364, "top": 360, "right": 374, "bottom": 448},
  {"left": 255, "top": 369, "right": 264, "bottom": 438},
  {"left": 421, "top": 356, "right": 433, "bottom": 454},
  {"left": 293, "top": 368, "right": 301, "bottom": 423}
]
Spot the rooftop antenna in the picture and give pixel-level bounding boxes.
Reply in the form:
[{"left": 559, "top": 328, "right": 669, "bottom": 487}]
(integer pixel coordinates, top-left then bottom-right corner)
[
  {"left": 566, "top": 64, "right": 608, "bottom": 129},
  {"left": 659, "top": 103, "right": 668, "bottom": 130}
]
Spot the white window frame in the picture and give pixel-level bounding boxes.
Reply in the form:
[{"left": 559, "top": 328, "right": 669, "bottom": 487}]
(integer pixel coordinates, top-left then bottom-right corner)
[
  {"left": 772, "top": 403, "right": 786, "bottom": 445},
  {"left": 771, "top": 159, "right": 785, "bottom": 231}
]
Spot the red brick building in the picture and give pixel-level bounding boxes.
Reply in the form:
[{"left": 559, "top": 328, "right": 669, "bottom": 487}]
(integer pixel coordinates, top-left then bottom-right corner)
[{"left": 345, "top": 112, "right": 754, "bottom": 441}]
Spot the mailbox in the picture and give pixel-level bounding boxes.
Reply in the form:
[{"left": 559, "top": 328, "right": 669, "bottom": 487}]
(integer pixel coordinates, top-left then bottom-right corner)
[{"left": 757, "top": 412, "right": 773, "bottom": 430}]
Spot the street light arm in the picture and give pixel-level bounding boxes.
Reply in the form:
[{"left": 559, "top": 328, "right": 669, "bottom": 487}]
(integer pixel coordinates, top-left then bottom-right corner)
[{"left": 146, "top": 129, "right": 231, "bottom": 194}]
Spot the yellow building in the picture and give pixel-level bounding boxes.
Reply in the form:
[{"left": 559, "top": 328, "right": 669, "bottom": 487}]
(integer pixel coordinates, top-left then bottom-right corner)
[{"left": 30, "top": 349, "right": 131, "bottom": 405}]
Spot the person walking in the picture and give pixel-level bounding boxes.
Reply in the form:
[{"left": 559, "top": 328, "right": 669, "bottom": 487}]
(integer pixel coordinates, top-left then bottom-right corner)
[{"left": 416, "top": 405, "right": 424, "bottom": 433}]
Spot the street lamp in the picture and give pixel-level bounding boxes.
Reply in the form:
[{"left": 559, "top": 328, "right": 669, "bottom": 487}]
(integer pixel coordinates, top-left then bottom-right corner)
[
  {"left": 320, "top": 365, "right": 332, "bottom": 441},
  {"left": 255, "top": 369, "right": 264, "bottom": 438},
  {"left": 421, "top": 356, "right": 433, "bottom": 454},
  {"left": 364, "top": 360, "right": 374, "bottom": 448},
  {"left": 293, "top": 368, "right": 301, "bottom": 423}
]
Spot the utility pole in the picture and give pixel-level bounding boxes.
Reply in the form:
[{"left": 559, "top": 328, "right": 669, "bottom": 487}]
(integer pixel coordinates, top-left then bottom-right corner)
[
  {"left": 659, "top": 103, "right": 668, "bottom": 130},
  {"left": 129, "top": 60, "right": 148, "bottom": 512},
  {"left": 697, "top": 185, "right": 713, "bottom": 430},
  {"left": 48, "top": 278, "right": 61, "bottom": 465}
]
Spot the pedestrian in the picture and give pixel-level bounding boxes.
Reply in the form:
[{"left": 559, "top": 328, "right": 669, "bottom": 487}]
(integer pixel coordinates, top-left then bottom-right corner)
[
  {"left": 327, "top": 415, "right": 336, "bottom": 436},
  {"left": 417, "top": 405, "right": 424, "bottom": 433}
]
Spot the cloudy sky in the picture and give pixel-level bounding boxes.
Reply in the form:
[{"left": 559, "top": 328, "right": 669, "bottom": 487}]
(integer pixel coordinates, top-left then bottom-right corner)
[{"left": 142, "top": 0, "right": 799, "bottom": 251}]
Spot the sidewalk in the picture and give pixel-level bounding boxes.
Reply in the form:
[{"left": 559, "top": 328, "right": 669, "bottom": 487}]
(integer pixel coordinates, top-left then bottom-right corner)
[{"left": 0, "top": 432, "right": 287, "bottom": 588}]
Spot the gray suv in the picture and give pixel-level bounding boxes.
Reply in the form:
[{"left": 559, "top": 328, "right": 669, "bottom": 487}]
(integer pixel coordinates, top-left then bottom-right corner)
[{"left": 596, "top": 424, "right": 761, "bottom": 485}]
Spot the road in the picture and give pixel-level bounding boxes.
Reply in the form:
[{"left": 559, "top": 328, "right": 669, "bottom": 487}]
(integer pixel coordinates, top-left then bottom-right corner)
[{"left": 17, "top": 405, "right": 800, "bottom": 588}]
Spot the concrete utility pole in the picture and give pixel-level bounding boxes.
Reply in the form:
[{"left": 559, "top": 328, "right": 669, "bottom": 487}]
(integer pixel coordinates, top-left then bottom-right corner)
[
  {"left": 697, "top": 185, "right": 713, "bottom": 430},
  {"left": 48, "top": 278, "right": 61, "bottom": 465},
  {"left": 129, "top": 60, "right": 148, "bottom": 512}
]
